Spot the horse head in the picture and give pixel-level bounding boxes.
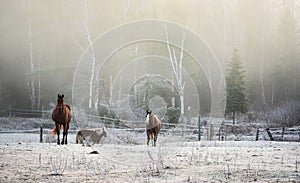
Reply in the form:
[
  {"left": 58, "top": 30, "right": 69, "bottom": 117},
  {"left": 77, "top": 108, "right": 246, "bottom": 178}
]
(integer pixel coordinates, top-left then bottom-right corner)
[
  {"left": 145, "top": 109, "right": 152, "bottom": 122},
  {"left": 95, "top": 127, "right": 107, "bottom": 137},
  {"left": 57, "top": 94, "right": 65, "bottom": 112}
]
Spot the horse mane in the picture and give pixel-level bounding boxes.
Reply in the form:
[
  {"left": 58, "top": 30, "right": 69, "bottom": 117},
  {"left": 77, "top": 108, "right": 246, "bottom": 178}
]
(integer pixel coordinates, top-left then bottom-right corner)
[{"left": 65, "top": 104, "right": 71, "bottom": 111}]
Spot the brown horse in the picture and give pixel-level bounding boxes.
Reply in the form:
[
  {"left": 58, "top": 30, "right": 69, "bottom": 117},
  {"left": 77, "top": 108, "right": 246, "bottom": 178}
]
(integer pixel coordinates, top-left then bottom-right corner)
[
  {"left": 52, "top": 94, "right": 71, "bottom": 145},
  {"left": 145, "top": 109, "right": 162, "bottom": 146}
]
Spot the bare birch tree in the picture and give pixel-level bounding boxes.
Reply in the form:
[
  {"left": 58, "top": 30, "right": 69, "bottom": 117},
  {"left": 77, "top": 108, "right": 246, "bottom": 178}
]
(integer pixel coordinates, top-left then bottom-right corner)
[
  {"left": 84, "top": 1, "right": 96, "bottom": 109},
  {"left": 164, "top": 26, "right": 186, "bottom": 115},
  {"left": 23, "top": 0, "right": 35, "bottom": 109},
  {"left": 37, "top": 59, "right": 41, "bottom": 110},
  {"left": 109, "top": 75, "right": 113, "bottom": 107},
  {"left": 258, "top": 2, "right": 267, "bottom": 105},
  {"left": 73, "top": 0, "right": 97, "bottom": 109}
]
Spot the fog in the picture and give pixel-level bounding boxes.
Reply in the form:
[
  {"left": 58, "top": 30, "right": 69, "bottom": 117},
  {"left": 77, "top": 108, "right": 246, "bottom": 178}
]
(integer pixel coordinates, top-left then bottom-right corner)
[{"left": 0, "top": 0, "right": 299, "bottom": 118}]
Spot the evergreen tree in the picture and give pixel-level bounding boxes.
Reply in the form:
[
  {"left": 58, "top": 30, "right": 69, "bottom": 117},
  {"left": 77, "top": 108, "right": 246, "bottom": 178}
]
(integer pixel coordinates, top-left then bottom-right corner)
[{"left": 225, "top": 49, "right": 249, "bottom": 125}]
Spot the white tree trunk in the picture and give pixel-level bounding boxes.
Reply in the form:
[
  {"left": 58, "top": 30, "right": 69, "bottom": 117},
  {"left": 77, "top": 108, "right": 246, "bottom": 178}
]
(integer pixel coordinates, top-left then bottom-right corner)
[
  {"left": 83, "top": 0, "right": 96, "bottom": 109},
  {"left": 109, "top": 75, "right": 113, "bottom": 106},
  {"left": 259, "top": 63, "right": 266, "bottom": 104},
  {"left": 180, "top": 94, "right": 184, "bottom": 115},
  {"left": 118, "top": 77, "right": 122, "bottom": 102},
  {"left": 37, "top": 60, "right": 41, "bottom": 110},
  {"left": 164, "top": 25, "right": 186, "bottom": 115},
  {"left": 271, "top": 75, "right": 275, "bottom": 105},
  {"left": 26, "top": 0, "right": 35, "bottom": 109},
  {"left": 94, "top": 73, "right": 100, "bottom": 110},
  {"left": 259, "top": 2, "right": 266, "bottom": 105}
]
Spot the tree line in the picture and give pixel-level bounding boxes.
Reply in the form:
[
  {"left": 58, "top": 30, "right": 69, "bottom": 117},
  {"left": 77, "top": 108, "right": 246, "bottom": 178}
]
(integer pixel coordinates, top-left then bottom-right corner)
[{"left": 0, "top": 1, "right": 299, "bottom": 122}]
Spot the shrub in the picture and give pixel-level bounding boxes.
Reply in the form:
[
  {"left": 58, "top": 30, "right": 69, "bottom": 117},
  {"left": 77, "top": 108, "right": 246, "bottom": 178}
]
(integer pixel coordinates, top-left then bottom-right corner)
[
  {"left": 165, "top": 107, "right": 180, "bottom": 124},
  {"left": 98, "top": 104, "right": 120, "bottom": 126}
]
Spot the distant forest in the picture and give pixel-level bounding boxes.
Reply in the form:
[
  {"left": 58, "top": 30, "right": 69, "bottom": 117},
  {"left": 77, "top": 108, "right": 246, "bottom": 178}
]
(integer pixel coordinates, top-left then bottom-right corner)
[{"left": 0, "top": 1, "right": 299, "bottom": 120}]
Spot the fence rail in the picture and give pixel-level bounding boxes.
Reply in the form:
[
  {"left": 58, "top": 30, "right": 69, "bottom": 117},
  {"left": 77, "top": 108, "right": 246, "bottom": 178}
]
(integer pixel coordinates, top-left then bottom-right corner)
[
  {"left": 217, "top": 124, "right": 300, "bottom": 142},
  {"left": 0, "top": 106, "right": 51, "bottom": 118},
  {"left": 265, "top": 127, "right": 300, "bottom": 142}
]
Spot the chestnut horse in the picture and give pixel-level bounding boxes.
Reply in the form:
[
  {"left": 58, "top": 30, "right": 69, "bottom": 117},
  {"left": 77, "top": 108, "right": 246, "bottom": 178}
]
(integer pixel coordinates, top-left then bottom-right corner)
[
  {"left": 52, "top": 94, "right": 71, "bottom": 145},
  {"left": 145, "top": 109, "right": 162, "bottom": 146}
]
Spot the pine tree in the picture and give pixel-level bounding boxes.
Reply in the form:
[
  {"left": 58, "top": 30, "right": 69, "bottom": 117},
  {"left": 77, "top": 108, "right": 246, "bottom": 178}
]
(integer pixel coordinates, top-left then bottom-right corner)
[{"left": 225, "top": 49, "right": 249, "bottom": 125}]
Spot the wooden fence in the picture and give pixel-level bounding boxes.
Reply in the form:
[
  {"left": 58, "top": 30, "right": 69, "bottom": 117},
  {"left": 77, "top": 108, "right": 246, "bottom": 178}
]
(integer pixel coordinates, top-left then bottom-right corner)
[
  {"left": 217, "top": 124, "right": 300, "bottom": 142},
  {"left": 265, "top": 127, "right": 300, "bottom": 142},
  {"left": 3, "top": 107, "right": 298, "bottom": 142},
  {"left": 0, "top": 106, "right": 50, "bottom": 118}
]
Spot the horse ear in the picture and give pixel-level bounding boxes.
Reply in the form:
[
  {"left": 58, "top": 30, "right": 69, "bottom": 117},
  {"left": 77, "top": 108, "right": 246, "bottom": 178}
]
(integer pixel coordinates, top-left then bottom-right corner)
[
  {"left": 62, "top": 94, "right": 64, "bottom": 98},
  {"left": 57, "top": 94, "right": 60, "bottom": 98}
]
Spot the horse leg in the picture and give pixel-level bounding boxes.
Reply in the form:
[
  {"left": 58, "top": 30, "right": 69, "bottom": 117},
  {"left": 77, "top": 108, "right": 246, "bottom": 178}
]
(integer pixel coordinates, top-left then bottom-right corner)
[
  {"left": 153, "top": 133, "right": 157, "bottom": 146},
  {"left": 147, "top": 130, "right": 151, "bottom": 145},
  {"left": 64, "top": 122, "right": 70, "bottom": 145},
  {"left": 62, "top": 132, "right": 67, "bottom": 145},
  {"left": 61, "top": 126, "right": 64, "bottom": 145},
  {"left": 151, "top": 132, "right": 156, "bottom": 146},
  {"left": 56, "top": 123, "right": 60, "bottom": 145}
]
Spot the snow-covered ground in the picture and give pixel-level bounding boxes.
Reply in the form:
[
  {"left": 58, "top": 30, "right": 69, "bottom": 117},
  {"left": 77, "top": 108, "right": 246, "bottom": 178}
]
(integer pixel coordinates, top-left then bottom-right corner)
[
  {"left": 0, "top": 117, "right": 299, "bottom": 182},
  {"left": 0, "top": 133, "right": 299, "bottom": 182}
]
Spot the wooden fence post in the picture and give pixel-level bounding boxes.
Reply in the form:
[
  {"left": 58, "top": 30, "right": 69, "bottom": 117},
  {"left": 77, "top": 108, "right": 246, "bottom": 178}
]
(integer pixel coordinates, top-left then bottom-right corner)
[
  {"left": 218, "top": 127, "right": 221, "bottom": 141},
  {"left": 281, "top": 127, "right": 285, "bottom": 140},
  {"left": 198, "top": 115, "right": 201, "bottom": 141},
  {"left": 256, "top": 128, "right": 259, "bottom": 141},
  {"left": 210, "top": 124, "right": 214, "bottom": 141},
  {"left": 40, "top": 126, "right": 43, "bottom": 143},
  {"left": 225, "top": 126, "right": 228, "bottom": 141},
  {"left": 207, "top": 127, "right": 209, "bottom": 140},
  {"left": 266, "top": 128, "right": 274, "bottom": 141}
]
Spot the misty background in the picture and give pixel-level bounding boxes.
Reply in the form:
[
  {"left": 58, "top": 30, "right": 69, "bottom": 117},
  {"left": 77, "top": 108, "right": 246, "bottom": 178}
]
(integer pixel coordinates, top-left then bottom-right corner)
[{"left": 0, "top": 0, "right": 299, "bottom": 119}]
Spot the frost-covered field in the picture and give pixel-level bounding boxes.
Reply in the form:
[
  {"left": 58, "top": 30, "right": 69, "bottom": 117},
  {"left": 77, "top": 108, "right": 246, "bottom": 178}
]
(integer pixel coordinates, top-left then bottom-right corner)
[{"left": 0, "top": 133, "right": 299, "bottom": 182}]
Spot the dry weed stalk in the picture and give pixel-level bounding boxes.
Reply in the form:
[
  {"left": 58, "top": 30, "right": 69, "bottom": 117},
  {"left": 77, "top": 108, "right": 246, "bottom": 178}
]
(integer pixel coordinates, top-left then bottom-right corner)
[{"left": 49, "top": 155, "right": 67, "bottom": 176}]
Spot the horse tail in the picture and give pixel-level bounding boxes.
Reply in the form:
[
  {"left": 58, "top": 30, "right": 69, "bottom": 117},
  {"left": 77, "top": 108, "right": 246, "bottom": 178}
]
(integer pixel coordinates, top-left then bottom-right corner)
[
  {"left": 51, "top": 128, "right": 57, "bottom": 136},
  {"left": 51, "top": 124, "right": 62, "bottom": 135}
]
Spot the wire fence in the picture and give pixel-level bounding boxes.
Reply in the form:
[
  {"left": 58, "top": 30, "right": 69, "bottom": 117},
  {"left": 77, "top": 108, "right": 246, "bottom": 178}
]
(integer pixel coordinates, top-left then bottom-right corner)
[
  {"left": 0, "top": 106, "right": 216, "bottom": 140},
  {"left": 0, "top": 106, "right": 51, "bottom": 118}
]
